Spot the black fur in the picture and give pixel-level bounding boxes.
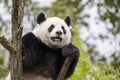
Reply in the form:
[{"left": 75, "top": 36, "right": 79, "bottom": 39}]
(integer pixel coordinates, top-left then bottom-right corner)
[
  {"left": 37, "top": 12, "right": 46, "bottom": 24},
  {"left": 61, "top": 26, "right": 66, "bottom": 34},
  {"left": 48, "top": 24, "right": 55, "bottom": 32},
  {"left": 22, "top": 32, "right": 79, "bottom": 80},
  {"left": 65, "top": 16, "right": 70, "bottom": 26},
  {"left": 56, "top": 31, "right": 62, "bottom": 36}
]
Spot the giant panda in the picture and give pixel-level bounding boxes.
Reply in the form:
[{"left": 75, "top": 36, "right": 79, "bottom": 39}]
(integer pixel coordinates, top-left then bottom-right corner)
[{"left": 6, "top": 12, "right": 80, "bottom": 80}]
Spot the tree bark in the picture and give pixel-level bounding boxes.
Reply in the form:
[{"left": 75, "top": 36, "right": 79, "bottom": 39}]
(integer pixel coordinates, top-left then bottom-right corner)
[
  {"left": 57, "top": 57, "right": 75, "bottom": 80},
  {"left": 10, "top": 0, "right": 24, "bottom": 80},
  {"left": 0, "top": 0, "right": 24, "bottom": 80},
  {"left": 0, "top": 0, "right": 76, "bottom": 80}
]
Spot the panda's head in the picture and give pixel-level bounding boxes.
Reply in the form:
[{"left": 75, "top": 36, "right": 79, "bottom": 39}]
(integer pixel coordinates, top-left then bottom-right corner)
[{"left": 33, "top": 12, "right": 72, "bottom": 48}]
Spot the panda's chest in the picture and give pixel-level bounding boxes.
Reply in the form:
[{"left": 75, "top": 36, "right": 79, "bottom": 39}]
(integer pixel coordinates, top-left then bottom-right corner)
[
  {"left": 39, "top": 50, "right": 61, "bottom": 65},
  {"left": 32, "top": 50, "right": 61, "bottom": 77}
]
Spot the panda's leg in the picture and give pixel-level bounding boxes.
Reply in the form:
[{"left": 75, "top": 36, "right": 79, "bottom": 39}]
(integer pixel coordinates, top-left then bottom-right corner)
[{"left": 5, "top": 72, "right": 11, "bottom": 80}]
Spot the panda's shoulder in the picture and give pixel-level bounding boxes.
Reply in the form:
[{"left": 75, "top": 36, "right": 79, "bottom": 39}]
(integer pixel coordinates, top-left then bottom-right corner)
[
  {"left": 22, "top": 32, "right": 38, "bottom": 42},
  {"left": 22, "top": 32, "right": 40, "bottom": 46}
]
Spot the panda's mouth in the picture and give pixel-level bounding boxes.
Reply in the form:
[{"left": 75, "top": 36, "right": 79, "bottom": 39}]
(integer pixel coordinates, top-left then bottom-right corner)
[{"left": 51, "top": 37, "right": 62, "bottom": 42}]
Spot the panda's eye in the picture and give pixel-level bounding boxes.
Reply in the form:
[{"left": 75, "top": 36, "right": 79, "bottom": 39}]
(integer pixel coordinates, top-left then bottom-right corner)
[
  {"left": 48, "top": 24, "right": 55, "bottom": 32},
  {"left": 61, "top": 26, "right": 66, "bottom": 34}
]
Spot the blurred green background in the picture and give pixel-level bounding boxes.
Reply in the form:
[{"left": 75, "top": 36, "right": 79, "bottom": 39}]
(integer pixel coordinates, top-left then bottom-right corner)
[{"left": 0, "top": 0, "right": 120, "bottom": 80}]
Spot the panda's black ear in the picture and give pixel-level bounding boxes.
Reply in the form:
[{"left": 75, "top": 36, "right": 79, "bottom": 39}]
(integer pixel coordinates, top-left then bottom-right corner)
[
  {"left": 65, "top": 16, "right": 71, "bottom": 26},
  {"left": 37, "top": 12, "right": 46, "bottom": 24}
]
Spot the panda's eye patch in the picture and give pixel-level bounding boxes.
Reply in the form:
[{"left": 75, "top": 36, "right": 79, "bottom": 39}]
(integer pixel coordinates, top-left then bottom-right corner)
[
  {"left": 61, "top": 26, "right": 66, "bottom": 34},
  {"left": 48, "top": 24, "right": 55, "bottom": 32}
]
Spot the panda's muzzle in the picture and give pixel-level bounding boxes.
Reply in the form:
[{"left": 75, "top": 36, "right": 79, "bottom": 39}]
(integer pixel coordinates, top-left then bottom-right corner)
[{"left": 51, "top": 37, "right": 62, "bottom": 42}]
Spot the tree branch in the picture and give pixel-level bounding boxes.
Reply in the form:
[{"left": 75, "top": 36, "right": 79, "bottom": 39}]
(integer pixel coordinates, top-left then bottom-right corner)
[
  {"left": 57, "top": 57, "right": 75, "bottom": 80},
  {"left": 0, "top": 36, "right": 16, "bottom": 53}
]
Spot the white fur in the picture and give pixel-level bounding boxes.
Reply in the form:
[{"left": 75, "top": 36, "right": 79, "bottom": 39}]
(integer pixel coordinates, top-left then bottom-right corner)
[{"left": 33, "top": 17, "right": 71, "bottom": 48}]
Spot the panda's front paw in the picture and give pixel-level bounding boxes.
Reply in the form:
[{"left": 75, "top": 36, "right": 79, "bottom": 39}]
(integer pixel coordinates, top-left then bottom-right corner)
[{"left": 62, "top": 43, "right": 79, "bottom": 57}]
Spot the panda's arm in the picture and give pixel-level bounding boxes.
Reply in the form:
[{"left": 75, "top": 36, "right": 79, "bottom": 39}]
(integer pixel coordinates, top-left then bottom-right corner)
[
  {"left": 62, "top": 43, "right": 80, "bottom": 79},
  {"left": 22, "top": 32, "right": 42, "bottom": 70}
]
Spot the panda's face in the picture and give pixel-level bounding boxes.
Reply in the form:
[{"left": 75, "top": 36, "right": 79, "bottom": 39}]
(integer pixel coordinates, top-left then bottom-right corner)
[{"left": 33, "top": 12, "right": 71, "bottom": 48}]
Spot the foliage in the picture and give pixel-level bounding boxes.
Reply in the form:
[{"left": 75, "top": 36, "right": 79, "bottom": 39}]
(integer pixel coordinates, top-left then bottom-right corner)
[
  {"left": 68, "top": 26, "right": 120, "bottom": 80},
  {"left": 0, "top": 65, "right": 8, "bottom": 78},
  {"left": 96, "top": 0, "right": 120, "bottom": 69},
  {"left": 97, "top": 0, "right": 120, "bottom": 34},
  {"left": 42, "top": 0, "right": 90, "bottom": 26},
  {"left": 0, "top": 53, "right": 4, "bottom": 65},
  {"left": 0, "top": 50, "right": 8, "bottom": 79},
  {"left": 0, "top": 0, "right": 120, "bottom": 79}
]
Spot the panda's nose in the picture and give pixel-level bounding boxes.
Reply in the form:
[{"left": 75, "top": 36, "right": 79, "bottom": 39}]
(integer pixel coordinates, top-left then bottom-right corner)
[{"left": 56, "top": 31, "right": 62, "bottom": 35}]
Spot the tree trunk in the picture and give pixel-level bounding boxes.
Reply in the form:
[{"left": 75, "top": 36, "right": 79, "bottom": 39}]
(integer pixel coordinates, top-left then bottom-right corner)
[
  {"left": 0, "top": 0, "right": 75, "bottom": 80},
  {"left": 57, "top": 57, "right": 75, "bottom": 80},
  {"left": 10, "top": 0, "right": 24, "bottom": 80}
]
